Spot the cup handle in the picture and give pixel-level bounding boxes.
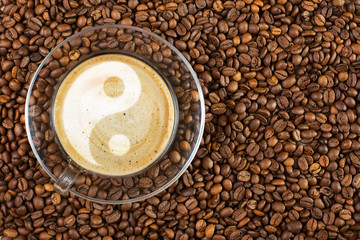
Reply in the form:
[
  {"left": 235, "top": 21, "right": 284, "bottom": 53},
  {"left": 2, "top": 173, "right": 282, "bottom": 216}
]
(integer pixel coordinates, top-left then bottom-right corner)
[{"left": 54, "top": 163, "right": 80, "bottom": 194}]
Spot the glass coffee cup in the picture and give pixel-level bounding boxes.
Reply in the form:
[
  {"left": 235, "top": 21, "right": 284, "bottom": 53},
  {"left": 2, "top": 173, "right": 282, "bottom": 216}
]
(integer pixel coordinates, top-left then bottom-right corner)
[{"left": 25, "top": 25, "right": 205, "bottom": 204}]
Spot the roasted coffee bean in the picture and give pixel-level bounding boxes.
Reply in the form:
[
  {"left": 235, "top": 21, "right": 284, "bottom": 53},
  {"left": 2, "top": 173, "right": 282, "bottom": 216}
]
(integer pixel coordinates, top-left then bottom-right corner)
[
  {"left": 138, "top": 177, "right": 153, "bottom": 188},
  {"left": 270, "top": 213, "right": 283, "bottom": 226},
  {"left": 339, "top": 209, "right": 352, "bottom": 220},
  {"left": 211, "top": 103, "right": 227, "bottom": 115},
  {"left": 246, "top": 142, "right": 259, "bottom": 157},
  {"left": 222, "top": 67, "right": 236, "bottom": 76},
  {"left": 287, "top": 221, "right": 303, "bottom": 233},
  {"left": 237, "top": 171, "right": 251, "bottom": 182},
  {"left": 105, "top": 210, "right": 121, "bottom": 223},
  {"left": 307, "top": 218, "right": 318, "bottom": 231},
  {"left": 300, "top": 197, "right": 314, "bottom": 208},
  {"left": 239, "top": 54, "right": 251, "bottom": 65},
  {"left": 64, "top": 215, "right": 76, "bottom": 228}
]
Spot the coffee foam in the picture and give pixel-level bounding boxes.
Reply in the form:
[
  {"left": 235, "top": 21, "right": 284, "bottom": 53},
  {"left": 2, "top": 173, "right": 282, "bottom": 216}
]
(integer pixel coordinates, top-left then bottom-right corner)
[{"left": 53, "top": 54, "right": 175, "bottom": 176}]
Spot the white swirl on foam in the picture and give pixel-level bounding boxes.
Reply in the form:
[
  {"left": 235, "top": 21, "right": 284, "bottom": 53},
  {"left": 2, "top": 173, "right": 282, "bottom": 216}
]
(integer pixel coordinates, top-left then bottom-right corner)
[{"left": 61, "top": 61, "right": 141, "bottom": 165}]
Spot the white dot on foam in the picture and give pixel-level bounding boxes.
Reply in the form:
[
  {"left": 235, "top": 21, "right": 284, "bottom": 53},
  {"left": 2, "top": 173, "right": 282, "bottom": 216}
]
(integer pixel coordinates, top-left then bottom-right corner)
[{"left": 108, "top": 134, "right": 131, "bottom": 156}]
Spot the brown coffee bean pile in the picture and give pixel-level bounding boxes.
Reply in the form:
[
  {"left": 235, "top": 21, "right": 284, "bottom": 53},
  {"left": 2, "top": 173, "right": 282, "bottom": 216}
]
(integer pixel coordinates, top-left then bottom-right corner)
[{"left": 1, "top": 0, "right": 360, "bottom": 239}]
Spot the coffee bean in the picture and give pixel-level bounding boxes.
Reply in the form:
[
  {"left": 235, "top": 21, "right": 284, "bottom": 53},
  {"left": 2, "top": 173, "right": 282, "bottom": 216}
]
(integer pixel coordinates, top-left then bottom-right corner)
[
  {"left": 307, "top": 218, "right": 318, "bottom": 231},
  {"left": 298, "top": 157, "right": 309, "bottom": 171},
  {"left": 78, "top": 225, "right": 91, "bottom": 235},
  {"left": 3, "top": 229, "right": 18, "bottom": 238},
  {"left": 339, "top": 209, "right": 352, "bottom": 220},
  {"left": 2, "top": 16, "right": 16, "bottom": 28},
  {"left": 323, "top": 212, "right": 335, "bottom": 225},
  {"left": 64, "top": 215, "right": 76, "bottom": 228},
  {"left": 272, "top": 202, "right": 286, "bottom": 213},
  {"left": 237, "top": 171, "right": 251, "bottom": 182},
  {"left": 246, "top": 142, "right": 259, "bottom": 157},
  {"left": 139, "top": 177, "right": 153, "bottom": 188},
  {"left": 68, "top": 229, "right": 80, "bottom": 239},
  {"left": 287, "top": 221, "right": 303, "bottom": 233},
  {"left": 352, "top": 27, "right": 360, "bottom": 40},
  {"left": 51, "top": 193, "right": 61, "bottom": 205},
  {"left": 43, "top": 205, "right": 55, "bottom": 215},
  {"left": 222, "top": 67, "right": 236, "bottom": 76},
  {"left": 239, "top": 54, "right": 251, "bottom": 65},
  {"left": 273, "top": 119, "right": 287, "bottom": 132},
  {"left": 277, "top": 95, "right": 289, "bottom": 108},
  {"left": 33, "top": 196, "right": 44, "bottom": 210},
  {"left": 251, "top": 184, "right": 265, "bottom": 195},
  {"left": 211, "top": 103, "right": 226, "bottom": 115},
  {"left": 229, "top": 230, "right": 243, "bottom": 240},
  {"left": 2, "top": 118, "right": 14, "bottom": 129},
  {"left": 301, "top": 130, "right": 317, "bottom": 139},
  {"left": 233, "top": 187, "right": 245, "bottom": 201},
  {"left": 28, "top": 17, "right": 43, "bottom": 31},
  {"left": 319, "top": 155, "right": 330, "bottom": 168},
  {"left": 352, "top": 174, "right": 360, "bottom": 189},
  {"left": 270, "top": 213, "right": 283, "bottom": 226},
  {"left": 271, "top": 28, "right": 281, "bottom": 36},
  {"left": 309, "top": 163, "right": 321, "bottom": 175},
  {"left": 18, "top": 177, "right": 28, "bottom": 191},
  {"left": 145, "top": 205, "right": 157, "bottom": 219},
  {"left": 300, "top": 197, "right": 314, "bottom": 208},
  {"left": 105, "top": 210, "right": 121, "bottom": 223},
  {"left": 205, "top": 224, "right": 215, "bottom": 238},
  {"left": 277, "top": 36, "right": 290, "bottom": 48}
]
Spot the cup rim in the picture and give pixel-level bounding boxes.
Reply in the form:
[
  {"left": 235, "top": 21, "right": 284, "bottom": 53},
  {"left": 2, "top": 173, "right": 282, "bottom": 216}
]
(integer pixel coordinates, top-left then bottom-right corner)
[
  {"left": 49, "top": 50, "right": 180, "bottom": 178},
  {"left": 25, "top": 24, "right": 205, "bottom": 204}
]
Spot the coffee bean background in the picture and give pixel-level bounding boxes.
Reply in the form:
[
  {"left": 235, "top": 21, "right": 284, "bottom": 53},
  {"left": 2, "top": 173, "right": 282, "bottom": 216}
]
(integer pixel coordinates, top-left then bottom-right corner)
[{"left": 1, "top": 0, "right": 360, "bottom": 239}]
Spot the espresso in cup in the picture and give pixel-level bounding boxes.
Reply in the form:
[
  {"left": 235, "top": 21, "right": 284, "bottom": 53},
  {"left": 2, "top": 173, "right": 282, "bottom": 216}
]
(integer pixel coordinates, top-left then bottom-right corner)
[{"left": 53, "top": 53, "right": 177, "bottom": 176}]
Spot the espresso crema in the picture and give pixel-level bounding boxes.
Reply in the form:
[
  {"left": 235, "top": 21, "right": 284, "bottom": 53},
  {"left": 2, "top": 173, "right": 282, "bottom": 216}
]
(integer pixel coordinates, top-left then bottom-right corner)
[{"left": 53, "top": 54, "right": 176, "bottom": 176}]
